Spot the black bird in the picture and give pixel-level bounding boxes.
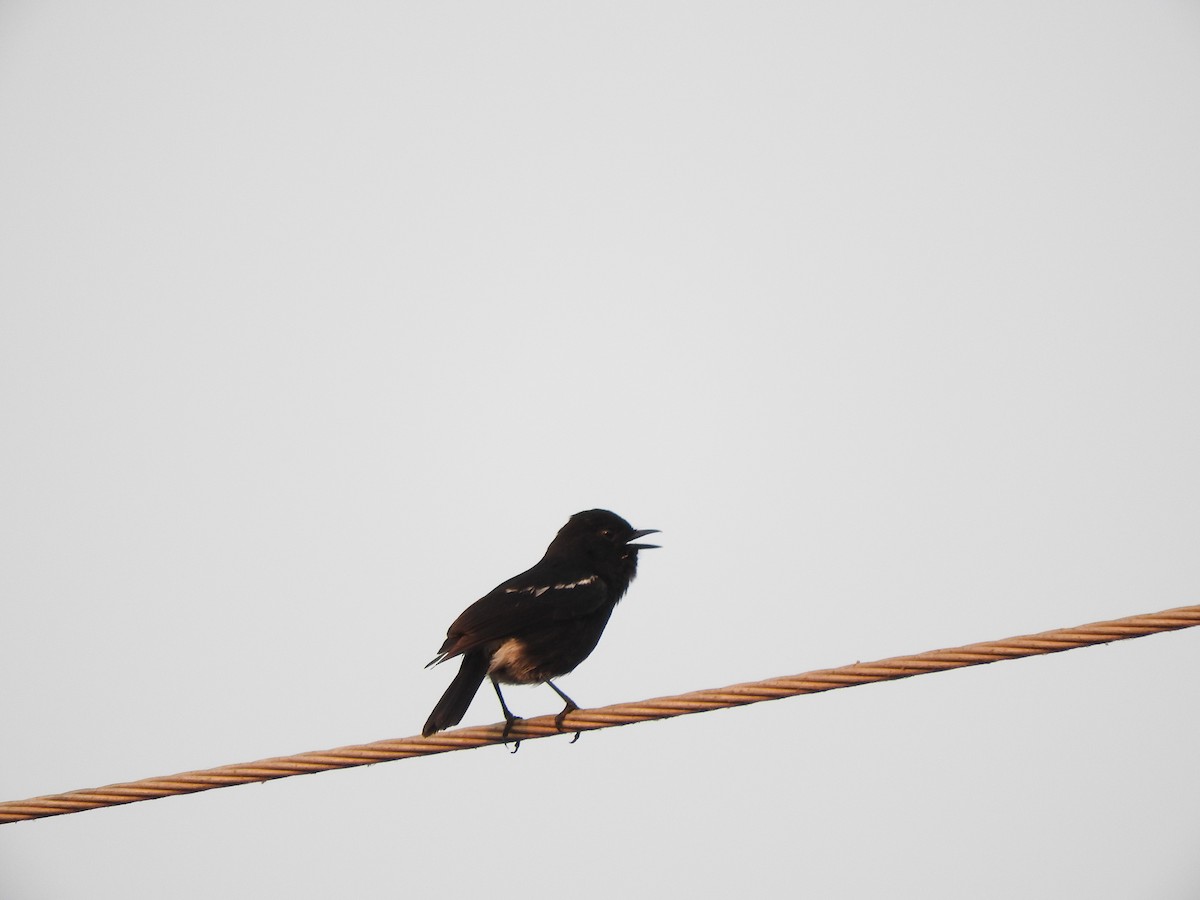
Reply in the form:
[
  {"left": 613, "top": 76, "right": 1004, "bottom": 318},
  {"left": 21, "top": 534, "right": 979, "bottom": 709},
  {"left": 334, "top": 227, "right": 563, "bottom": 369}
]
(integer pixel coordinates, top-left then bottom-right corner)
[{"left": 422, "top": 509, "right": 659, "bottom": 743}]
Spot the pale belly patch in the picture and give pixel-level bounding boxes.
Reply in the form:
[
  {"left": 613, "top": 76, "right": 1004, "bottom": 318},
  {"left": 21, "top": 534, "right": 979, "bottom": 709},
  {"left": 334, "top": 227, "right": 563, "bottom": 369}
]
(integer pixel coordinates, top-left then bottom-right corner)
[{"left": 488, "top": 638, "right": 540, "bottom": 683}]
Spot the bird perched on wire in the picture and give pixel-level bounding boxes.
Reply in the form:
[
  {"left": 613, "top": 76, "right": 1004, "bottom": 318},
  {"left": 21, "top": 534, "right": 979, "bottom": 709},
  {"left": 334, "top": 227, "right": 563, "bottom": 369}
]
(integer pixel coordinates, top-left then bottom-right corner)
[{"left": 422, "top": 509, "right": 659, "bottom": 745}]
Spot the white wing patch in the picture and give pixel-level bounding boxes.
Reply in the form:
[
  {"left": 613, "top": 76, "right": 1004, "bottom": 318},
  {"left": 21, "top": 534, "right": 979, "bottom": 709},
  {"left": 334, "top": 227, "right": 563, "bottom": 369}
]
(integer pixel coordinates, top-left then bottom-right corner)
[
  {"left": 554, "top": 575, "right": 598, "bottom": 590},
  {"left": 501, "top": 575, "right": 598, "bottom": 597}
]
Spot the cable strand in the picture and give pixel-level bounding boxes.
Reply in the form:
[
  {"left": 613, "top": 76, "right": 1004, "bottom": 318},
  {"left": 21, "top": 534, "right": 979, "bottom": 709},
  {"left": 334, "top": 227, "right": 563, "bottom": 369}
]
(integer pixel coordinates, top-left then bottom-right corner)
[{"left": 2, "top": 603, "right": 1197, "bottom": 824}]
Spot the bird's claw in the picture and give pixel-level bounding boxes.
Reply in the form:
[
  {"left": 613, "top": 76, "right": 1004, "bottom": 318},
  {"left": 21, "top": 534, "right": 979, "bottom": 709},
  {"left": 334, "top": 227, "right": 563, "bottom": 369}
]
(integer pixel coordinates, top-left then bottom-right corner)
[
  {"left": 555, "top": 703, "right": 581, "bottom": 744},
  {"left": 501, "top": 715, "right": 523, "bottom": 753}
]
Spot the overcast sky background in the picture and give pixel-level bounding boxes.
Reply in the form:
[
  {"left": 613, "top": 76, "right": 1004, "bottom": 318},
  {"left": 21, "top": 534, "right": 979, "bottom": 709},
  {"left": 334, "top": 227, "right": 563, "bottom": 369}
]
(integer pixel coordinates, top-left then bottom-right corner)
[{"left": 3, "top": 2, "right": 1199, "bottom": 897}]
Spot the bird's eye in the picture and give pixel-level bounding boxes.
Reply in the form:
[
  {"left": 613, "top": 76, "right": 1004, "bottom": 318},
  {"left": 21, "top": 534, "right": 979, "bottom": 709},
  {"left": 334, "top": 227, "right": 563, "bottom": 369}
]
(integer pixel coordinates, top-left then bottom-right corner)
[{"left": 599, "top": 529, "right": 612, "bottom": 538}]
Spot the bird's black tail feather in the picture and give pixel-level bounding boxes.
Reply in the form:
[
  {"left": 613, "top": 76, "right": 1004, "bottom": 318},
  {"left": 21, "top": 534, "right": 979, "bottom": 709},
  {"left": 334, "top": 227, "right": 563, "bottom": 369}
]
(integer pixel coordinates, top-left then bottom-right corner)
[{"left": 422, "top": 651, "right": 488, "bottom": 736}]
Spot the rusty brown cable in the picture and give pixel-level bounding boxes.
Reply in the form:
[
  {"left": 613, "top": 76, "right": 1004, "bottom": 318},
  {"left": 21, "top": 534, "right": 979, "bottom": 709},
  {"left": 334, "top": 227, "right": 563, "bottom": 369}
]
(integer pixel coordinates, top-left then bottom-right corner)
[{"left": 3, "top": 603, "right": 1197, "bottom": 824}]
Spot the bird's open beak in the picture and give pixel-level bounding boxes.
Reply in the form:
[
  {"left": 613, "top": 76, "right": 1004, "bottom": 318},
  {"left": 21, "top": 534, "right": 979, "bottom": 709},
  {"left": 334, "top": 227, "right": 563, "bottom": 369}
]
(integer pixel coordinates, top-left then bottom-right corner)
[{"left": 627, "top": 528, "right": 661, "bottom": 550}]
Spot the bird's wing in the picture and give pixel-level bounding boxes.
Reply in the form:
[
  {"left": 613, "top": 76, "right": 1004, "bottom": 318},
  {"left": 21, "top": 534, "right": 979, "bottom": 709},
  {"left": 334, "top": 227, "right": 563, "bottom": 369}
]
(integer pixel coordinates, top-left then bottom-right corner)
[{"left": 431, "top": 573, "right": 609, "bottom": 663}]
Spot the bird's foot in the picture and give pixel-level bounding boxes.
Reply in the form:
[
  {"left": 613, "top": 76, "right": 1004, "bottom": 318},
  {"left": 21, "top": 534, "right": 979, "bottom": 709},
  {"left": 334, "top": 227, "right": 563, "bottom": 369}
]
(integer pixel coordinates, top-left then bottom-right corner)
[
  {"left": 555, "top": 702, "right": 581, "bottom": 744},
  {"left": 501, "top": 714, "right": 524, "bottom": 753}
]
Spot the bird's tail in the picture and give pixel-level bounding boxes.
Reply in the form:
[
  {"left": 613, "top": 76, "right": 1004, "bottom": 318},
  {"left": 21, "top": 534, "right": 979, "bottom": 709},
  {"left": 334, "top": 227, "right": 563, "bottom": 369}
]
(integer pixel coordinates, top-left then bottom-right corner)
[{"left": 422, "top": 650, "right": 488, "bottom": 737}]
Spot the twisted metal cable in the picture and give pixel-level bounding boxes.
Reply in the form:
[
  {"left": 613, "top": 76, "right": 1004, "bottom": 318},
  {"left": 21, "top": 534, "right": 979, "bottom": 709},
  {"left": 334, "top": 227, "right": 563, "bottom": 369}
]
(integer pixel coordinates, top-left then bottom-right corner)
[{"left": 3, "top": 603, "right": 1197, "bottom": 824}]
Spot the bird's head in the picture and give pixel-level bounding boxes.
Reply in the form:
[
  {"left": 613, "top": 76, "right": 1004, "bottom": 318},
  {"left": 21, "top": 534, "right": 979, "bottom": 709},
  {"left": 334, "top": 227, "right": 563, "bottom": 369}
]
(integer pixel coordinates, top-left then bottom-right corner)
[{"left": 549, "top": 509, "right": 660, "bottom": 572}]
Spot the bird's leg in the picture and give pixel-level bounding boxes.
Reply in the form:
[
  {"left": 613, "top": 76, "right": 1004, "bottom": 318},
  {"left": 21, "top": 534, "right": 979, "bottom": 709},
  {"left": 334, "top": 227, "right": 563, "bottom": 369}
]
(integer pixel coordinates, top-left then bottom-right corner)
[
  {"left": 491, "top": 678, "right": 523, "bottom": 753},
  {"left": 546, "top": 680, "right": 581, "bottom": 743}
]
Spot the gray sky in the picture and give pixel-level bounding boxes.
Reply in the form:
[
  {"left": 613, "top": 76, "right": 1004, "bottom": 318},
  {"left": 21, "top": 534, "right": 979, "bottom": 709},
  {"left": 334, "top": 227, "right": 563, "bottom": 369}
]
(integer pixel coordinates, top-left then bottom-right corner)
[{"left": 3, "top": 2, "right": 1199, "bottom": 897}]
